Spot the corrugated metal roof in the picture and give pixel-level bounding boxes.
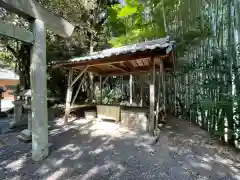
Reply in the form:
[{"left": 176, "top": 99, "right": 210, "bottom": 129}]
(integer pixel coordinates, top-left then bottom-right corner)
[
  {"left": 59, "top": 36, "right": 174, "bottom": 64},
  {"left": 0, "top": 68, "right": 19, "bottom": 80}
]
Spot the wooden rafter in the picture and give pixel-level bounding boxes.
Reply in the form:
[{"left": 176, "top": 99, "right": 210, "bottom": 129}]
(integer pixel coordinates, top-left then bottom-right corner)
[
  {"left": 120, "top": 62, "right": 129, "bottom": 69},
  {"left": 109, "top": 64, "right": 128, "bottom": 72},
  {"left": 87, "top": 66, "right": 102, "bottom": 74},
  {"left": 103, "top": 66, "right": 152, "bottom": 76},
  {"left": 124, "top": 61, "right": 134, "bottom": 69},
  {"left": 137, "top": 59, "right": 144, "bottom": 66},
  {"left": 132, "top": 61, "right": 139, "bottom": 68}
]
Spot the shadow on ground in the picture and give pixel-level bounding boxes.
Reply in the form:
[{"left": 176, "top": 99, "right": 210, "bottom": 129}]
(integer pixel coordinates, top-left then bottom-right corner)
[{"left": 0, "top": 115, "right": 240, "bottom": 180}]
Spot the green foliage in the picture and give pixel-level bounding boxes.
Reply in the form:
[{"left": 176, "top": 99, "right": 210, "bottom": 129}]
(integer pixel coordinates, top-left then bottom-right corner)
[
  {"left": 109, "top": 26, "right": 165, "bottom": 47},
  {"left": 106, "top": 0, "right": 166, "bottom": 47},
  {"left": 0, "top": 51, "right": 15, "bottom": 69},
  {"left": 94, "top": 84, "right": 122, "bottom": 104},
  {"left": 117, "top": 5, "right": 138, "bottom": 18}
]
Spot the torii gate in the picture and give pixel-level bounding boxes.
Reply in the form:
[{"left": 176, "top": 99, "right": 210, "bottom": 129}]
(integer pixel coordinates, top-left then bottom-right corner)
[{"left": 0, "top": 0, "right": 74, "bottom": 161}]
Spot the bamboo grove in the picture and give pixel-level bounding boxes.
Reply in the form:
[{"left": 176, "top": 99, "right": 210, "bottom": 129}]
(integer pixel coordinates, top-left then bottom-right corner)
[
  {"left": 104, "top": 0, "right": 240, "bottom": 147},
  {"left": 163, "top": 0, "right": 240, "bottom": 146}
]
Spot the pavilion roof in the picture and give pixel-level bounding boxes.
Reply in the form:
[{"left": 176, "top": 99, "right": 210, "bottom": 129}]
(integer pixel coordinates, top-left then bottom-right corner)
[{"left": 53, "top": 36, "right": 175, "bottom": 75}]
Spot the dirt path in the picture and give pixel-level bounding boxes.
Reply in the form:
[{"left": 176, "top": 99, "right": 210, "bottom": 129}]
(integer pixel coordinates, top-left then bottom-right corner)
[{"left": 0, "top": 117, "right": 239, "bottom": 180}]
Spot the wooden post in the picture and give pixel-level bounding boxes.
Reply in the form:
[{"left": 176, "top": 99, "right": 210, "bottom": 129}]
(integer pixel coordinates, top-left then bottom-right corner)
[
  {"left": 89, "top": 73, "right": 94, "bottom": 102},
  {"left": 149, "top": 58, "right": 156, "bottom": 135},
  {"left": 30, "top": 19, "right": 48, "bottom": 161},
  {"left": 160, "top": 60, "right": 166, "bottom": 121},
  {"left": 156, "top": 65, "right": 161, "bottom": 127},
  {"left": 100, "top": 75, "right": 102, "bottom": 104},
  {"left": 129, "top": 74, "right": 133, "bottom": 105},
  {"left": 140, "top": 75, "right": 143, "bottom": 107},
  {"left": 121, "top": 76, "right": 124, "bottom": 100},
  {"left": 64, "top": 69, "right": 73, "bottom": 124}
]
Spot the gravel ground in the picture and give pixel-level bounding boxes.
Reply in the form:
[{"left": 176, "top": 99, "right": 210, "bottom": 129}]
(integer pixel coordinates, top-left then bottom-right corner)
[{"left": 0, "top": 117, "right": 240, "bottom": 180}]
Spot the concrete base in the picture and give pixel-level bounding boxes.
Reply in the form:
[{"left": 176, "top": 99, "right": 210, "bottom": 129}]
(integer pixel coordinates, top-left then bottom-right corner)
[
  {"left": 84, "top": 111, "right": 96, "bottom": 120},
  {"left": 121, "top": 110, "right": 148, "bottom": 133},
  {"left": 97, "top": 105, "right": 121, "bottom": 121},
  {"left": 17, "top": 129, "right": 32, "bottom": 143}
]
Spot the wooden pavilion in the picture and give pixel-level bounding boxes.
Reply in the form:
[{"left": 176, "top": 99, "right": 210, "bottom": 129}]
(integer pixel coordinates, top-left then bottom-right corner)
[{"left": 53, "top": 36, "right": 176, "bottom": 135}]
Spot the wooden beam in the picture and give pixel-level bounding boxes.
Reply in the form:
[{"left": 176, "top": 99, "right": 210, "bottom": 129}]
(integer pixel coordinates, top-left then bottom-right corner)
[
  {"left": 70, "top": 66, "right": 88, "bottom": 87},
  {"left": 102, "top": 66, "right": 153, "bottom": 76},
  {"left": 71, "top": 73, "right": 85, "bottom": 106},
  {"left": 0, "top": 19, "right": 33, "bottom": 43},
  {"left": 109, "top": 64, "right": 127, "bottom": 72},
  {"left": 30, "top": 19, "right": 48, "bottom": 161},
  {"left": 124, "top": 61, "right": 134, "bottom": 69},
  {"left": 103, "top": 76, "right": 109, "bottom": 85},
  {"left": 87, "top": 66, "right": 102, "bottom": 75},
  {"left": 120, "top": 62, "right": 129, "bottom": 69},
  {"left": 0, "top": 0, "right": 74, "bottom": 38},
  {"left": 74, "top": 66, "right": 101, "bottom": 75}
]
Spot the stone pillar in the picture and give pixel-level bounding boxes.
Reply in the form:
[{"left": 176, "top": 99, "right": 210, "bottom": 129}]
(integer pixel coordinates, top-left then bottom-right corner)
[{"left": 30, "top": 19, "right": 48, "bottom": 161}]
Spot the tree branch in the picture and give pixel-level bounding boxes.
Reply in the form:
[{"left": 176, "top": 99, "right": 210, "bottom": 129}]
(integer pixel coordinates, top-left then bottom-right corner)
[{"left": 6, "top": 44, "right": 18, "bottom": 58}]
